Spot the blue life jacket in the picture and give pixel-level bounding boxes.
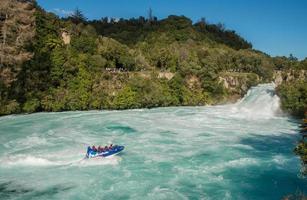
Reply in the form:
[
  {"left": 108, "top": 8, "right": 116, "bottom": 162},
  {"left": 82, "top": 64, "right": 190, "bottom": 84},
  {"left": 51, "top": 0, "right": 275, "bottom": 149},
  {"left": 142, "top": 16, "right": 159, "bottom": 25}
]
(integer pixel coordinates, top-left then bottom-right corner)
[{"left": 87, "top": 146, "right": 92, "bottom": 154}]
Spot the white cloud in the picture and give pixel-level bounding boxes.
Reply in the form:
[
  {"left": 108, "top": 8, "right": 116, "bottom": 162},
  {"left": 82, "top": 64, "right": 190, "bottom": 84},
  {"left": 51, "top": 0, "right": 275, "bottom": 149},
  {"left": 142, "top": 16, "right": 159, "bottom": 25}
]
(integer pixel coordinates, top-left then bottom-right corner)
[{"left": 51, "top": 8, "right": 73, "bottom": 17}]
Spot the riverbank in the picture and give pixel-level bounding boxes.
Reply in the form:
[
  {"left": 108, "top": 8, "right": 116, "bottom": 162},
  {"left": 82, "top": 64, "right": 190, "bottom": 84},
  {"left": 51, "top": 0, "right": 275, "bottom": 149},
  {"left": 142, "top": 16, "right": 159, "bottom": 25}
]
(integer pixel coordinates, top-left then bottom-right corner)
[
  {"left": 0, "top": 70, "right": 261, "bottom": 116},
  {"left": 294, "top": 113, "right": 307, "bottom": 175},
  {"left": 275, "top": 70, "right": 307, "bottom": 176}
]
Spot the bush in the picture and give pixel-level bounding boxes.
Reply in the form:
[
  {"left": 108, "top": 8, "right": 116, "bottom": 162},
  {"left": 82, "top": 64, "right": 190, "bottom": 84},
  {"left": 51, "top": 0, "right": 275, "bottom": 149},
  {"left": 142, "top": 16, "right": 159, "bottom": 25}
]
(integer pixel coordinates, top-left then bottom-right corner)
[
  {"left": 23, "top": 99, "right": 40, "bottom": 113},
  {"left": 0, "top": 100, "right": 20, "bottom": 115},
  {"left": 113, "top": 86, "right": 139, "bottom": 109},
  {"left": 71, "top": 36, "right": 96, "bottom": 54},
  {"left": 277, "top": 81, "right": 307, "bottom": 117}
]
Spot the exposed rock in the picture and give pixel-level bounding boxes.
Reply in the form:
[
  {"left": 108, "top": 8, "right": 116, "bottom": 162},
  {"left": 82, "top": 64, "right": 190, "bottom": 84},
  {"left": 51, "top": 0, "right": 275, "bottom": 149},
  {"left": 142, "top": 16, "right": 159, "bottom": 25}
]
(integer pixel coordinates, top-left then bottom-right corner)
[
  {"left": 219, "top": 77, "right": 229, "bottom": 89},
  {"left": 219, "top": 72, "right": 260, "bottom": 96},
  {"left": 158, "top": 72, "right": 174, "bottom": 80},
  {"left": 137, "top": 72, "right": 151, "bottom": 79},
  {"left": 273, "top": 71, "right": 283, "bottom": 86},
  {"left": 273, "top": 70, "right": 306, "bottom": 86},
  {"left": 61, "top": 31, "right": 70, "bottom": 44},
  {"left": 186, "top": 75, "right": 201, "bottom": 89}
]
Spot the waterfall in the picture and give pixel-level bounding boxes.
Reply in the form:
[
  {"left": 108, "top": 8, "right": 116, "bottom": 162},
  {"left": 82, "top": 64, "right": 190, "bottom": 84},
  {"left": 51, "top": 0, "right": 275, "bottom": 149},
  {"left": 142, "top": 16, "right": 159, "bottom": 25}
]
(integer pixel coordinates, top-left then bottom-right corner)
[{"left": 229, "top": 83, "right": 282, "bottom": 119}]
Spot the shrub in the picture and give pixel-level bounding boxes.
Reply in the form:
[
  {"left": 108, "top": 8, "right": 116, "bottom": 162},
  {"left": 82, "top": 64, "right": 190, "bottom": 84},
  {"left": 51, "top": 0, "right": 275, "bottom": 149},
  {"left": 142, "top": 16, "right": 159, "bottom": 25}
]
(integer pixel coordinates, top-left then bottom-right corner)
[
  {"left": 23, "top": 99, "right": 40, "bottom": 113},
  {"left": 277, "top": 81, "right": 307, "bottom": 117}
]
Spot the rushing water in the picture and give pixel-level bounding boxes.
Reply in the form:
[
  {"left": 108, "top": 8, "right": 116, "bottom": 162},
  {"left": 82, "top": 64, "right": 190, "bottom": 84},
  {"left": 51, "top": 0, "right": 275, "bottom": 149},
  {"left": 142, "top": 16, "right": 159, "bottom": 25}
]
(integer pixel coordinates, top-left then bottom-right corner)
[{"left": 0, "top": 84, "right": 306, "bottom": 200}]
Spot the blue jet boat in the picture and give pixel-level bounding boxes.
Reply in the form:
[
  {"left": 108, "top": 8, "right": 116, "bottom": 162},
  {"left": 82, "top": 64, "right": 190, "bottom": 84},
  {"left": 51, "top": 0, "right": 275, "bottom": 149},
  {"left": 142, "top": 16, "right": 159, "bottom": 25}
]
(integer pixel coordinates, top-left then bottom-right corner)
[{"left": 86, "top": 145, "right": 124, "bottom": 158}]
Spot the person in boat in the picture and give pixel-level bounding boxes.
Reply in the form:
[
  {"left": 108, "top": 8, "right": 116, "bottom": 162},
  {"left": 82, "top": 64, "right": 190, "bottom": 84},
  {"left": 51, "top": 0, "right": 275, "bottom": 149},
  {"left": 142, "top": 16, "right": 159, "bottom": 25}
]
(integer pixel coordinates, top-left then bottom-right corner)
[
  {"left": 87, "top": 146, "right": 91, "bottom": 154},
  {"left": 109, "top": 144, "right": 113, "bottom": 150},
  {"left": 104, "top": 146, "right": 109, "bottom": 151},
  {"left": 98, "top": 146, "right": 102, "bottom": 153},
  {"left": 92, "top": 145, "right": 97, "bottom": 152}
]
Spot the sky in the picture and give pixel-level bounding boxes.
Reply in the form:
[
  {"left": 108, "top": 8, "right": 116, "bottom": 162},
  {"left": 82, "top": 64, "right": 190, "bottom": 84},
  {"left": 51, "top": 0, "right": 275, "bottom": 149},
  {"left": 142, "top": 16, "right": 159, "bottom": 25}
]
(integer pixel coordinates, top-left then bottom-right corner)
[{"left": 37, "top": 0, "right": 307, "bottom": 60}]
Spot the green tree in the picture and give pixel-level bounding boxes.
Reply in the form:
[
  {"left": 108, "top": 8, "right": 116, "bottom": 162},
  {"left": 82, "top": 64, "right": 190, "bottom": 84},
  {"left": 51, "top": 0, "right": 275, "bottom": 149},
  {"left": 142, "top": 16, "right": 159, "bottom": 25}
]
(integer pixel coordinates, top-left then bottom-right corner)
[
  {"left": 113, "top": 86, "right": 138, "bottom": 109},
  {"left": 69, "top": 8, "right": 87, "bottom": 24},
  {"left": 277, "top": 81, "right": 307, "bottom": 117}
]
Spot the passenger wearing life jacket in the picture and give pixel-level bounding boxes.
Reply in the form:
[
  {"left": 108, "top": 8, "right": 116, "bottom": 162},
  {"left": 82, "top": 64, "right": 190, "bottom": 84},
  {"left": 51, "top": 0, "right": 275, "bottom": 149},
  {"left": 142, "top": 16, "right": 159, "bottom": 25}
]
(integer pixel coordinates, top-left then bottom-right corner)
[
  {"left": 87, "top": 146, "right": 91, "bottom": 154},
  {"left": 92, "top": 145, "right": 97, "bottom": 152}
]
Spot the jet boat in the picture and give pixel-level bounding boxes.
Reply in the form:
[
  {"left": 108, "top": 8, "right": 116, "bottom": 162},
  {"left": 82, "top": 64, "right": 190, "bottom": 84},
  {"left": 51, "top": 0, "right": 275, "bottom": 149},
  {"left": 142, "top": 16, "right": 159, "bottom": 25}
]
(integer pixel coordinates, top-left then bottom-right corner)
[{"left": 86, "top": 145, "right": 124, "bottom": 158}]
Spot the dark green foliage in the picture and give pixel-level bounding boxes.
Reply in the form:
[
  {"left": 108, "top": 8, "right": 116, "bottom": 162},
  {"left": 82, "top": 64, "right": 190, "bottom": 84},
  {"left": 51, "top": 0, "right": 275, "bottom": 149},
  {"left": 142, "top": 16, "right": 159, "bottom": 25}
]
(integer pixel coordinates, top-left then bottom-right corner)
[
  {"left": 90, "top": 15, "right": 251, "bottom": 50},
  {"left": 277, "top": 81, "right": 307, "bottom": 117},
  {"left": 0, "top": 100, "right": 20, "bottom": 115},
  {"left": 23, "top": 98, "right": 40, "bottom": 113},
  {"left": 194, "top": 20, "right": 252, "bottom": 50},
  {"left": 295, "top": 140, "right": 307, "bottom": 176},
  {"left": 275, "top": 59, "right": 307, "bottom": 176},
  {"left": 294, "top": 113, "right": 307, "bottom": 176},
  {"left": 298, "top": 58, "right": 307, "bottom": 70},
  {"left": 113, "top": 86, "right": 139, "bottom": 109},
  {"left": 97, "top": 37, "right": 136, "bottom": 70},
  {"left": 127, "top": 76, "right": 177, "bottom": 108},
  {"left": 71, "top": 36, "right": 96, "bottom": 54},
  {"left": 67, "top": 8, "right": 87, "bottom": 24},
  {"left": 272, "top": 55, "right": 307, "bottom": 70}
]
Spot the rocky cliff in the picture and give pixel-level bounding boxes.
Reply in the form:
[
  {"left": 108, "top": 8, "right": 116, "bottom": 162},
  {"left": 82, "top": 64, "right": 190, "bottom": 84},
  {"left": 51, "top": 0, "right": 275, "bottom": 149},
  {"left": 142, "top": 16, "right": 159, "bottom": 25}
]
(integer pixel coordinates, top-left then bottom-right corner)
[
  {"left": 218, "top": 72, "right": 260, "bottom": 102},
  {"left": 274, "top": 70, "right": 306, "bottom": 86}
]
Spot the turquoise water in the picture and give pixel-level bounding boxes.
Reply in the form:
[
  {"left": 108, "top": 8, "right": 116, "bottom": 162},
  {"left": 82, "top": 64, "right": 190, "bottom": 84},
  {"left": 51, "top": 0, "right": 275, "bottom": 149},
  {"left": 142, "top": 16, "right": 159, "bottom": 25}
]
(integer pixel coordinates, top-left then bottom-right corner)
[{"left": 0, "top": 84, "right": 306, "bottom": 200}]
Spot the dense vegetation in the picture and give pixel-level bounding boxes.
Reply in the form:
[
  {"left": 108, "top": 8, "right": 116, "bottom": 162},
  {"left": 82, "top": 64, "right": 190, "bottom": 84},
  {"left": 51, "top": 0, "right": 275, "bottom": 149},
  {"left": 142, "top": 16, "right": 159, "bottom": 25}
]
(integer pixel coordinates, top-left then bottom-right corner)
[
  {"left": 275, "top": 58, "right": 307, "bottom": 176},
  {"left": 90, "top": 16, "right": 252, "bottom": 50},
  {"left": 0, "top": 2, "right": 277, "bottom": 115},
  {"left": 294, "top": 113, "right": 307, "bottom": 176},
  {"left": 275, "top": 56, "right": 307, "bottom": 176},
  {"left": 0, "top": 0, "right": 35, "bottom": 115},
  {"left": 277, "top": 81, "right": 307, "bottom": 117}
]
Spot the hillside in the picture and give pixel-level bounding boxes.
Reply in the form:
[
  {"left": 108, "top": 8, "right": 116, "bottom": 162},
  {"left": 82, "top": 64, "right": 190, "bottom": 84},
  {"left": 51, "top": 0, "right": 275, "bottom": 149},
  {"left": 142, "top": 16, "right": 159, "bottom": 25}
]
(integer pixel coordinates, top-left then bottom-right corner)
[
  {"left": 0, "top": 1, "right": 306, "bottom": 116},
  {"left": 0, "top": 1, "right": 272, "bottom": 115},
  {"left": 0, "top": 0, "right": 35, "bottom": 114}
]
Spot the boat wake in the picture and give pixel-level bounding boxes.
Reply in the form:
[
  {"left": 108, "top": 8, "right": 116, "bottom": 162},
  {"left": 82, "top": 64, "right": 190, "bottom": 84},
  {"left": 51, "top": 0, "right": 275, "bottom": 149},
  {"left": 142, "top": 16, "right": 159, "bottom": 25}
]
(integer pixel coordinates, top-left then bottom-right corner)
[{"left": 0, "top": 154, "right": 121, "bottom": 168}]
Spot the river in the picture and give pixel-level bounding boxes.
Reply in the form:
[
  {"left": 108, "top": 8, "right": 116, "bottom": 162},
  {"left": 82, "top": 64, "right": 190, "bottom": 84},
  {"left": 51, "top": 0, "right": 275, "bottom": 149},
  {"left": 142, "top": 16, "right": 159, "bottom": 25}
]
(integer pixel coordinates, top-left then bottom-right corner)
[{"left": 0, "top": 84, "right": 306, "bottom": 199}]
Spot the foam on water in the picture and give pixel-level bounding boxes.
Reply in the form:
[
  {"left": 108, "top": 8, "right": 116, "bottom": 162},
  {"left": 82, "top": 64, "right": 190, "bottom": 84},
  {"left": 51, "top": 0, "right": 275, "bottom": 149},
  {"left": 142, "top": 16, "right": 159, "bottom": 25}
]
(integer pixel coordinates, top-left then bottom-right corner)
[
  {"left": 1, "top": 155, "right": 58, "bottom": 167},
  {"left": 0, "top": 83, "right": 306, "bottom": 200},
  {"left": 0, "top": 154, "right": 120, "bottom": 168},
  {"left": 232, "top": 83, "right": 282, "bottom": 119},
  {"left": 75, "top": 156, "right": 121, "bottom": 166}
]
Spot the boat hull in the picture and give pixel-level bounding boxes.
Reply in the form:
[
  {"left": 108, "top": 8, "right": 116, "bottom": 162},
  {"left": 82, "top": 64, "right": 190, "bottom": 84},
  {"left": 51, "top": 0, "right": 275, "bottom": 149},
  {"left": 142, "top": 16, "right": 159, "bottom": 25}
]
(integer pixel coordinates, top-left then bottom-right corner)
[{"left": 86, "top": 146, "right": 124, "bottom": 158}]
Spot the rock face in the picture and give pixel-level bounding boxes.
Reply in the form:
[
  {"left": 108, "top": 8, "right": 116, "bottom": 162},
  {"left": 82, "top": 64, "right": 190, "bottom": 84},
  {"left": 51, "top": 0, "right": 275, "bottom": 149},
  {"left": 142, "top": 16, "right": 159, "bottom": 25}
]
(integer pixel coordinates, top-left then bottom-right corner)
[
  {"left": 273, "top": 71, "right": 283, "bottom": 86},
  {"left": 61, "top": 31, "right": 70, "bottom": 45},
  {"left": 273, "top": 70, "right": 306, "bottom": 86},
  {"left": 218, "top": 72, "right": 260, "bottom": 103},
  {"left": 158, "top": 72, "right": 174, "bottom": 80},
  {"left": 186, "top": 75, "right": 201, "bottom": 89},
  {"left": 219, "top": 72, "right": 260, "bottom": 95}
]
